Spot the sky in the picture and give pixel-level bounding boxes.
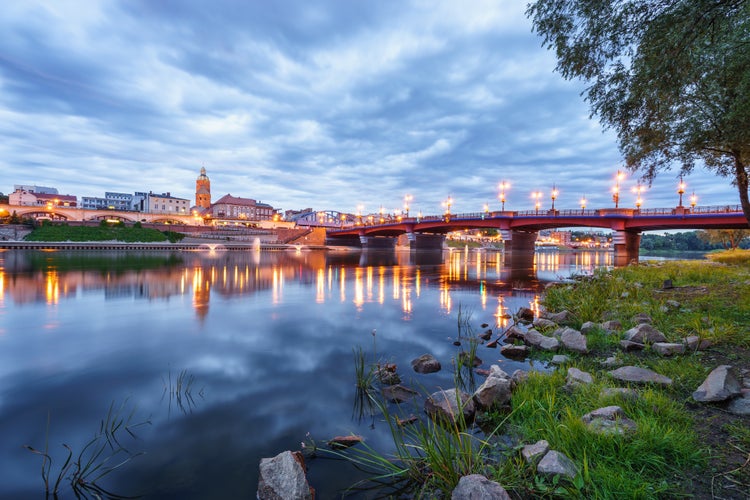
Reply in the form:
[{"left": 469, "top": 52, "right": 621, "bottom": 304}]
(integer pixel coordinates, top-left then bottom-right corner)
[{"left": 0, "top": 0, "right": 740, "bottom": 216}]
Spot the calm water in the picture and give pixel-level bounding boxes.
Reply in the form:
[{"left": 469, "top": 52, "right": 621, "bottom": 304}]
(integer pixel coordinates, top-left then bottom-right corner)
[{"left": 0, "top": 247, "right": 613, "bottom": 499}]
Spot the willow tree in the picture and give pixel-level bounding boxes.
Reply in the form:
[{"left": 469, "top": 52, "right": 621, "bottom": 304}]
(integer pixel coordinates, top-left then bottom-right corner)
[{"left": 526, "top": 0, "right": 750, "bottom": 223}]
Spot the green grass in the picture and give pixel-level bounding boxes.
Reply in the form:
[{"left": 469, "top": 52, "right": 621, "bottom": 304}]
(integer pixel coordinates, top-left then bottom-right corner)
[{"left": 24, "top": 222, "right": 185, "bottom": 242}]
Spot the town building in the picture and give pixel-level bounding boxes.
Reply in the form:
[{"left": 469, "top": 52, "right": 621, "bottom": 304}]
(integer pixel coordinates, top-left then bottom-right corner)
[
  {"left": 195, "top": 167, "right": 211, "bottom": 210},
  {"left": 81, "top": 192, "right": 134, "bottom": 211},
  {"left": 13, "top": 185, "right": 58, "bottom": 195},
  {"left": 192, "top": 167, "right": 280, "bottom": 223},
  {"left": 146, "top": 192, "right": 190, "bottom": 214},
  {"left": 9, "top": 188, "right": 77, "bottom": 207}
]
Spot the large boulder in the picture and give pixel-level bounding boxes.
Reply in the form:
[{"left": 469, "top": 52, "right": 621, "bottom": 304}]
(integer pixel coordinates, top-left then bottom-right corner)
[
  {"left": 624, "top": 324, "right": 667, "bottom": 344},
  {"left": 425, "top": 388, "right": 475, "bottom": 425},
  {"left": 608, "top": 366, "right": 673, "bottom": 386},
  {"left": 411, "top": 354, "right": 442, "bottom": 374},
  {"left": 257, "top": 451, "right": 313, "bottom": 500},
  {"left": 692, "top": 365, "right": 742, "bottom": 402},
  {"left": 451, "top": 474, "right": 511, "bottom": 500},
  {"left": 516, "top": 307, "right": 535, "bottom": 322},
  {"left": 473, "top": 365, "right": 513, "bottom": 410}
]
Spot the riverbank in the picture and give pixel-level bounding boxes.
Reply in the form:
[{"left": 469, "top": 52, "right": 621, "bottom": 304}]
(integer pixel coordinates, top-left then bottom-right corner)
[{"left": 303, "top": 256, "right": 750, "bottom": 498}]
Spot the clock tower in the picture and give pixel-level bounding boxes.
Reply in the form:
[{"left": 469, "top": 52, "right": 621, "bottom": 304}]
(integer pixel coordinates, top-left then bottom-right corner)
[{"left": 195, "top": 167, "right": 211, "bottom": 210}]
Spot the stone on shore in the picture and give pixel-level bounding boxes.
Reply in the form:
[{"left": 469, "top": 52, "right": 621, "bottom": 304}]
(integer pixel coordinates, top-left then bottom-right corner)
[
  {"left": 537, "top": 450, "right": 578, "bottom": 479},
  {"left": 533, "top": 317, "right": 557, "bottom": 330},
  {"left": 581, "top": 406, "right": 637, "bottom": 435},
  {"left": 624, "top": 323, "right": 667, "bottom": 344},
  {"left": 692, "top": 365, "right": 742, "bottom": 402},
  {"left": 451, "top": 474, "right": 511, "bottom": 500},
  {"left": 411, "top": 354, "right": 442, "bottom": 374},
  {"left": 652, "top": 342, "right": 685, "bottom": 356},
  {"left": 472, "top": 365, "right": 513, "bottom": 410},
  {"left": 559, "top": 327, "right": 588, "bottom": 353},
  {"left": 521, "top": 439, "right": 550, "bottom": 465},
  {"left": 500, "top": 344, "right": 528, "bottom": 359},
  {"left": 566, "top": 367, "right": 593, "bottom": 386},
  {"left": 523, "top": 329, "right": 560, "bottom": 351},
  {"left": 382, "top": 384, "right": 419, "bottom": 403},
  {"left": 257, "top": 451, "right": 313, "bottom": 500},
  {"left": 608, "top": 366, "right": 673, "bottom": 385},
  {"left": 425, "top": 388, "right": 475, "bottom": 425}
]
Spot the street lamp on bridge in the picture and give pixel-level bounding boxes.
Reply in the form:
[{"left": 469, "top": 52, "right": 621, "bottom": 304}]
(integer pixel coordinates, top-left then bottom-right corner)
[
  {"left": 580, "top": 195, "right": 587, "bottom": 214},
  {"left": 632, "top": 182, "right": 644, "bottom": 211},
  {"left": 690, "top": 191, "right": 697, "bottom": 209},
  {"left": 532, "top": 191, "right": 542, "bottom": 214},
  {"left": 612, "top": 170, "right": 624, "bottom": 208},
  {"left": 443, "top": 196, "right": 453, "bottom": 219},
  {"left": 677, "top": 176, "right": 686, "bottom": 207},
  {"left": 403, "top": 194, "right": 412, "bottom": 217},
  {"left": 498, "top": 181, "right": 510, "bottom": 211},
  {"left": 550, "top": 185, "right": 558, "bottom": 211}
]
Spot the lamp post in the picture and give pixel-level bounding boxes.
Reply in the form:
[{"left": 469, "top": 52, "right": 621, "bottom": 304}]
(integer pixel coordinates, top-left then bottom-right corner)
[
  {"left": 632, "top": 182, "right": 644, "bottom": 211},
  {"left": 403, "top": 194, "right": 412, "bottom": 217},
  {"left": 580, "top": 195, "right": 587, "bottom": 214},
  {"left": 356, "top": 204, "right": 363, "bottom": 225},
  {"left": 379, "top": 205, "right": 385, "bottom": 224},
  {"left": 612, "top": 170, "right": 624, "bottom": 208},
  {"left": 443, "top": 196, "right": 453, "bottom": 221},
  {"left": 498, "top": 181, "right": 510, "bottom": 211},
  {"left": 677, "top": 176, "right": 686, "bottom": 207},
  {"left": 690, "top": 191, "right": 697, "bottom": 209},
  {"left": 550, "top": 184, "right": 558, "bottom": 212},
  {"left": 532, "top": 191, "right": 542, "bottom": 214},
  {"left": 483, "top": 202, "right": 489, "bottom": 216}
]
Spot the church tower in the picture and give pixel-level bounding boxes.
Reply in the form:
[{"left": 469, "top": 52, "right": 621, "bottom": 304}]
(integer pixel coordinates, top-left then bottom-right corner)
[{"left": 195, "top": 167, "right": 211, "bottom": 209}]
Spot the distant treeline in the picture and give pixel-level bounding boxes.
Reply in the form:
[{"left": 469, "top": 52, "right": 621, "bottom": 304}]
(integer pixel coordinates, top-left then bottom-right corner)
[{"left": 640, "top": 230, "right": 749, "bottom": 252}]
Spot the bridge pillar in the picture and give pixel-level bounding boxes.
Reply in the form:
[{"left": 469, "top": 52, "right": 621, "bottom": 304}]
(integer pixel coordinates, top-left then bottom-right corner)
[
  {"left": 325, "top": 235, "right": 362, "bottom": 247},
  {"left": 503, "top": 231, "right": 538, "bottom": 276},
  {"left": 405, "top": 232, "right": 445, "bottom": 250},
  {"left": 612, "top": 230, "right": 641, "bottom": 266},
  {"left": 359, "top": 235, "right": 397, "bottom": 249}
]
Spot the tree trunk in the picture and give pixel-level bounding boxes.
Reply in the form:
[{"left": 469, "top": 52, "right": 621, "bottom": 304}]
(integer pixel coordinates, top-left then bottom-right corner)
[{"left": 735, "top": 156, "right": 750, "bottom": 226}]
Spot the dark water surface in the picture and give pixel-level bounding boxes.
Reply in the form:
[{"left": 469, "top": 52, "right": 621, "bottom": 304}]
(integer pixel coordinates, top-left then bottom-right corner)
[{"left": 0, "top": 248, "right": 613, "bottom": 499}]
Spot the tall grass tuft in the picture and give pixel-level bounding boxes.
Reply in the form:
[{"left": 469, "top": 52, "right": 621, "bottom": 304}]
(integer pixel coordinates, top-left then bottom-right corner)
[{"left": 24, "top": 399, "right": 151, "bottom": 498}]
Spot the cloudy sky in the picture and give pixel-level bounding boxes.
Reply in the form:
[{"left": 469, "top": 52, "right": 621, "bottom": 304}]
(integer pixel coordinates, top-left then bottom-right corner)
[{"left": 0, "top": 0, "right": 739, "bottom": 216}]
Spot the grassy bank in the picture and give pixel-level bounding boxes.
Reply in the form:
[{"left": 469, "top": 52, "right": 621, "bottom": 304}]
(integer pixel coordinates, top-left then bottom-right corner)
[
  {"left": 326, "top": 254, "right": 750, "bottom": 498},
  {"left": 24, "top": 222, "right": 185, "bottom": 243}
]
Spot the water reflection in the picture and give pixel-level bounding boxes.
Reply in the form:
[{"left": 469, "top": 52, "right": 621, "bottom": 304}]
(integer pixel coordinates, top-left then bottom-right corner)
[{"left": 0, "top": 248, "right": 613, "bottom": 498}]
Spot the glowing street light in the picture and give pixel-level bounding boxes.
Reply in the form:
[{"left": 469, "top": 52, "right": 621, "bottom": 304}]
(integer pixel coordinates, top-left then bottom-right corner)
[
  {"left": 612, "top": 170, "right": 625, "bottom": 208},
  {"left": 677, "top": 176, "right": 686, "bottom": 207},
  {"left": 580, "top": 195, "right": 587, "bottom": 214},
  {"left": 531, "top": 191, "right": 542, "bottom": 214},
  {"left": 443, "top": 196, "right": 453, "bottom": 215},
  {"left": 632, "top": 182, "right": 644, "bottom": 210},
  {"left": 690, "top": 191, "right": 697, "bottom": 208},
  {"left": 379, "top": 205, "right": 385, "bottom": 224},
  {"left": 356, "top": 204, "right": 363, "bottom": 225},
  {"left": 498, "top": 181, "right": 510, "bottom": 211},
  {"left": 403, "top": 194, "right": 413, "bottom": 217},
  {"left": 550, "top": 184, "right": 558, "bottom": 211}
]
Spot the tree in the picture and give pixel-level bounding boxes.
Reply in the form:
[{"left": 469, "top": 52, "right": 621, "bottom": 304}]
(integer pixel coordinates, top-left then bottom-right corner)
[
  {"left": 526, "top": 0, "right": 750, "bottom": 224},
  {"left": 697, "top": 229, "right": 750, "bottom": 249}
]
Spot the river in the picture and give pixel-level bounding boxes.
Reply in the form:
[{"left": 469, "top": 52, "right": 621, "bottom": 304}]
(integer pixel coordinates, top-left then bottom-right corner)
[{"left": 0, "top": 247, "right": 614, "bottom": 498}]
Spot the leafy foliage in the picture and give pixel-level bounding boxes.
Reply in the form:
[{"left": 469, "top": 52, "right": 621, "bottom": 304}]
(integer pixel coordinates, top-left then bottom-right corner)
[{"left": 526, "top": 0, "right": 750, "bottom": 222}]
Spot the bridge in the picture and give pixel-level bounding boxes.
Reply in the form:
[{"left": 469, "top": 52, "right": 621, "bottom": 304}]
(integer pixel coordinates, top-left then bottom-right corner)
[
  {"left": 0, "top": 204, "right": 199, "bottom": 225},
  {"left": 326, "top": 205, "right": 750, "bottom": 264}
]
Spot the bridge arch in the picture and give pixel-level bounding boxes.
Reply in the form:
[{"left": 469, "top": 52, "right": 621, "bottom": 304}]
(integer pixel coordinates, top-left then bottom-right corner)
[{"left": 87, "top": 214, "right": 137, "bottom": 222}]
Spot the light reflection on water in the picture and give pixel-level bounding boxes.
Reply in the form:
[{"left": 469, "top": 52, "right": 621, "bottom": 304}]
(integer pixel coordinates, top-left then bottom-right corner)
[{"left": 0, "top": 248, "right": 612, "bottom": 498}]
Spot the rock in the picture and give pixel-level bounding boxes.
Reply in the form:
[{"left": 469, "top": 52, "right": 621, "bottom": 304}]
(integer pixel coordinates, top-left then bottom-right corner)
[
  {"left": 684, "top": 335, "right": 712, "bottom": 351},
  {"left": 375, "top": 366, "right": 401, "bottom": 385},
  {"left": 560, "top": 327, "right": 588, "bottom": 353},
  {"left": 523, "top": 329, "right": 560, "bottom": 351},
  {"left": 480, "top": 323, "right": 489, "bottom": 328},
  {"left": 662, "top": 279, "right": 673, "bottom": 289},
  {"left": 451, "top": 474, "right": 511, "bottom": 500},
  {"left": 619, "top": 340, "right": 645, "bottom": 352},
  {"left": 517, "top": 307, "right": 535, "bottom": 322},
  {"left": 382, "top": 384, "right": 419, "bottom": 403},
  {"left": 551, "top": 354, "right": 570, "bottom": 365},
  {"left": 665, "top": 299, "right": 680, "bottom": 309},
  {"left": 600, "top": 387, "right": 639, "bottom": 400},
  {"left": 537, "top": 450, "right": 578, "bottom": 479},
  {"left": 397, "top": 415, "right": 419, "bottom": 426},
  {"left": 425, "top": 388, "right": 475, "bottom": 425},
  {"left": 652, "top": 342, "right": 685, "bottom": 356},
  {"left": 458, "top": 352, "right": 483, "bottom": 368},
  {"left": 472, "top": 365, "right": 513, "bottom": 410},
  {"left": 543, "top": 310, "right": 573, "bottom": 325},
  {"left": 521, "top": 439, "right": 549, "bottom": 464},
  {"left": 257, "top": 451, "right": 313, "bottom": 500},
  {"left": 581, "top": 406, "right": 637, "bottom": 435},
  {"left": 601, "top": 320, "right": 622, "bottom": 333},
  {"left": 485, "top": 338, "right": 499, "bottom": 348},
  {"left": 580, "top": 321, "right": 599, "bottom": 335},
  {"left": 500, "top": 344, "right": 528, "bottom": 359},
  {"left": 624, "top": 324, "right": 667, "bottom": 344},
  {"left": 511, "top": 369, "right": 528, "bottom": 386},
  {"left": 479, "top": 329, "right": 493, "bottom": 341},
  {"left": 608, "top": 366, "right": 673, "bottom": 385},
  {"left": 631, "top": 313, "right": 653, "bottom": 324},
  {"left": 727, "top": 393, "right": 750, "bottom": 416},
  {"left": 411, "top": 354, "right": 442, "bottom": 374},
  {"left": 327, "top": 435, "right": 364, "bottom": 449},
  {"left": 566, "top": 367, "right": 593, "bottom": 386},
  {"left": 692, "top": 365, "right": 742, "bottom": 402},
  {"left": 601, "top": 356, "right": 620, "bottom": 367},
  {"left": 504, "top": 325, "right": 527, "bottom": 341},
  {"left": 533, "top": 317, "right": 557, "bottom": 330}
]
